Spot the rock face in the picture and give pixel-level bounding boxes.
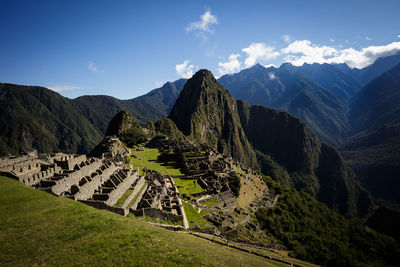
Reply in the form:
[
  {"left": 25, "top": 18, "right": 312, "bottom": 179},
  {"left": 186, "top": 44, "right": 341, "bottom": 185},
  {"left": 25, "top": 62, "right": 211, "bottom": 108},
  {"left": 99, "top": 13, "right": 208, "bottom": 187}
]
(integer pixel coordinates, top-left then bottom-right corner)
[
  {"left": 236, "top": 100, "right": 373, "bottom": 218},
  {"left": 170, "top": 69, "right": 373, "bottom": 218},
  {"left": 169, "top": 69, "right": 258, "bottom": 168},
  {"left": 236, "top": 100, "right": 321, "bottom": 193}
]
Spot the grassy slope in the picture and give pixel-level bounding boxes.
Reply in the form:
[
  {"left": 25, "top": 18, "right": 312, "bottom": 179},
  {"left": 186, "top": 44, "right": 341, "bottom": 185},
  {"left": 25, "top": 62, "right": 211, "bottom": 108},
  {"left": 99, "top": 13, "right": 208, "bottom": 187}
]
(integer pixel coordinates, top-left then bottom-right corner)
[
  {"left": 0, "top": 176, "right": 282, "bottom": 267},
  {"left": 182, "top": 201, "right": 213, "bottom": 229},
  {"left": 128, "top": 148, "right": 183, "bottom": 176}
]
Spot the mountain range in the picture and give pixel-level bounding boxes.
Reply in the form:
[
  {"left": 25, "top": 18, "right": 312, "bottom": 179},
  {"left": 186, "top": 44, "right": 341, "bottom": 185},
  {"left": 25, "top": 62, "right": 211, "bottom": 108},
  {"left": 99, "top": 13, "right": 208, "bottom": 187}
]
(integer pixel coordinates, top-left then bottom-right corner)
[
  {"left": 1, "top": 53, "right": 399, "bottom": 212},
  {"left": 169, "top": 69, "right": 372, "bottom": 218}
]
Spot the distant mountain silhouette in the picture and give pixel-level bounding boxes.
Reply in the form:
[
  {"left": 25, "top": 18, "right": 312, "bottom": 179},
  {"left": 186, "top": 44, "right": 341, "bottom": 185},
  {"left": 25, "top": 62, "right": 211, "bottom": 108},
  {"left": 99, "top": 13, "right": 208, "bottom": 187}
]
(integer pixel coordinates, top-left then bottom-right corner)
[
  {"left": 219, "top": 64, "right": 350, "bottom": 145},
  {"left": 334, "top": 53, "right": 400, "bottom": 86}
]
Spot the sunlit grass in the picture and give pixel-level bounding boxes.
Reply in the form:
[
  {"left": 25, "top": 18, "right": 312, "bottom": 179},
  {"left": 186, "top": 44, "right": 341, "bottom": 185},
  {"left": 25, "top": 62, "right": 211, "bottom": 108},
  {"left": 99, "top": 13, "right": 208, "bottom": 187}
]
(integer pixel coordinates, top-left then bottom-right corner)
[
  {"left": 0, "top": 176, "right": 283, "bottom": 266},
  {"left": 173, "top": 178, "right": 205, "bottom": 195},
  {"left": 127, "top": 148, "right": 183, "bottom": 176},
  {"left": 182, "top": 201, "right": 213, "bottom": 229}
]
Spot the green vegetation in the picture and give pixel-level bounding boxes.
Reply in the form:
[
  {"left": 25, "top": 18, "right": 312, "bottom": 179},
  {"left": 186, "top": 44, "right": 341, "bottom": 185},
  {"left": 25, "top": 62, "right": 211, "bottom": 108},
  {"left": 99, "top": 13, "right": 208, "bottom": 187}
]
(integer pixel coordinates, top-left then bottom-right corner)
[
  {"left": 255, "top": 176, "right": 400, "bottom": 267},
  {"left": 204, "top": 199, "right": 219, "bottom": 207},
  {"left": 146, "top": 118, "right": 187, "bottom": 140},
  {"left": 173, "top": 178, "right": 205, "bottom": 196},
  {"left": 119, "top": 127, "right": 147, "bottom": 147},
  {"left": 115, "top": 189, "right": 133, "bottom": 207},
  {"left": 182, "top": 201, "right": 213, "bottom": 229},
  {"left": 0, "top": 176, "right": 281, "bottom": 266},
  {"left": 127, "top": 148, "right": 183, "bottom": 176},
  {"left": 0, "top": 84, "right": 103, "bottom": 155}
]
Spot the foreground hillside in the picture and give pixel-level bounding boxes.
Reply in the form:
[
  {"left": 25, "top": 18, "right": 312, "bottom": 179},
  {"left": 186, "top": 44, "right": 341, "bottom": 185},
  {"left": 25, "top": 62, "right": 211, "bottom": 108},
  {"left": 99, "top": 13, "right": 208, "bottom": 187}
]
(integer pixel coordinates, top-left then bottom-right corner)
[{"left": 0, "top": 176, "right": 281, "bottom": 267}]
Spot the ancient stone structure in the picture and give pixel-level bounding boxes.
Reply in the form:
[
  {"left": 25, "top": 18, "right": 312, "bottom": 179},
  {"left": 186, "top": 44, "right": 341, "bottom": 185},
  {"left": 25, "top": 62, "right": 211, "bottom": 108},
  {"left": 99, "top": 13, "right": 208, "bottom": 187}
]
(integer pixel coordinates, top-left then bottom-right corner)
[
  {"left": 0, "top": 137, "right": 265, "bottom": 234},
  {"left": 132, "top": 170, "right": 184, "bottom": 223},
  {"left": 0, "top": 150, "right": 188, "bottom": 228}
]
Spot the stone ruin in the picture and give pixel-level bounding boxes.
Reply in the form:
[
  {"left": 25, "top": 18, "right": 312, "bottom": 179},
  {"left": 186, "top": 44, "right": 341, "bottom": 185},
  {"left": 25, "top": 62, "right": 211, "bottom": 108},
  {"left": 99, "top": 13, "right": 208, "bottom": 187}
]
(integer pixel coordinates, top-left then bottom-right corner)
[
  {"left": 131, "top": 169, "right": 185, "bottom": 223},
  {"left": 0, "top": 137, "right": 266, "bottom": 235},
  {"left": 0, "top": 151, "right": 186, "bottom": 225}
]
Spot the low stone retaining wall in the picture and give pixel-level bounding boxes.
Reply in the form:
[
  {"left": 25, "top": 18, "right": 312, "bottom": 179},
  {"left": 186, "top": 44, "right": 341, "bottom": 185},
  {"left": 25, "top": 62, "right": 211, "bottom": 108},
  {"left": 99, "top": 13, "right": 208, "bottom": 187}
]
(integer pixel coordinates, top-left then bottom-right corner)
[
  {"left": 79, "top": 200, "right": 127, "bottom": 216},
  {"left": 131, "top": 208, "right": 183, "bottom": 223}
]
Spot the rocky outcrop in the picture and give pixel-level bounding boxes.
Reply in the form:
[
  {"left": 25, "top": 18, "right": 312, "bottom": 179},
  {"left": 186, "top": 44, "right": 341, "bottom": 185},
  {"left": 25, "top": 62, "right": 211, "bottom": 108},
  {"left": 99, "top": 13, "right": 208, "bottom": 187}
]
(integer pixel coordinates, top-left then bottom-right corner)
[
  {"left": 169, "top": 69, "right": 258, "bottom": 168},
  {"left": 102, "top": 110, "right": 147, "bottom": 147}
]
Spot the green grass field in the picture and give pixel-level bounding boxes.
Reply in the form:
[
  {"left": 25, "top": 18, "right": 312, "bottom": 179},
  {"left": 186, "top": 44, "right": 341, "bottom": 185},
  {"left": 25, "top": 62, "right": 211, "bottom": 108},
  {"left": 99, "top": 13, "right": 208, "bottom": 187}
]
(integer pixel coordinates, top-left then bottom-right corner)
[
  {"left": 0, "top": 176, "right": 285, "bottom": 266},
  {"left": 182, "top": 201, "right": 213, "bottom": 229},
  {"left": 127, "top": 148, "right": 183, "bottom": 176},
  {"left": 173, "top": 178, "right": 205, "bottom": 196},
  {"left": 204, "top": 199, "right": 220, "bottom": 207}
]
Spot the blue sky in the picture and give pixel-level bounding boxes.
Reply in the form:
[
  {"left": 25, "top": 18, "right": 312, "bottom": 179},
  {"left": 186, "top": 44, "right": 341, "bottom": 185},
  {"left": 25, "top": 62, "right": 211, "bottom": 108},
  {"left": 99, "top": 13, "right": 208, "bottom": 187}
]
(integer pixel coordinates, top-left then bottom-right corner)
[{"left": 1, "top": 0, "right": 400, "bottom": 99}]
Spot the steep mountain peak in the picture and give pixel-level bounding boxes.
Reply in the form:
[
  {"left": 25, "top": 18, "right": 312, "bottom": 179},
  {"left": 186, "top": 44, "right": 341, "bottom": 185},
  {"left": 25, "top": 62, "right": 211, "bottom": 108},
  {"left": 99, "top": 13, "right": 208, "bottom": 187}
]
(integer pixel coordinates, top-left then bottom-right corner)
[{"left": 169, "top": 69, "right": 258, "bottom": 167}]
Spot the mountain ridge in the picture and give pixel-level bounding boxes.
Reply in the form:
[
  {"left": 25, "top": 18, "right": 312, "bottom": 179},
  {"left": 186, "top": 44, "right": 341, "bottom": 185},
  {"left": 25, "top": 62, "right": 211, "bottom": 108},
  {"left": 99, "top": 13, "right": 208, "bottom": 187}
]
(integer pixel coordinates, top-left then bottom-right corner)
[{"left": 169, "top": 69, "right": 373, "bottom": 218}]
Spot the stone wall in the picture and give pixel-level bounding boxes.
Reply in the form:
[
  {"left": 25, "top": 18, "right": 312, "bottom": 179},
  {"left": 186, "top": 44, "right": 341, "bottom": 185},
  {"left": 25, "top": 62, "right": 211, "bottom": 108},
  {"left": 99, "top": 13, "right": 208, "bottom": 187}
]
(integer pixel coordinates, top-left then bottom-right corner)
[
  {"left": 74, "top": 162, "right": 118, "bottom": 201},
  {"left": 51, "top": 158, "right": 102, "bottom": 195},
  {"left": 105, "top": 170, "right": 139, "bottom": 206},
  {"left": 0, "top": 155, "right": 37, "bottom": 169},
  {"left": 131, "top": 208, "right": 183, "bottom": 223},
  {"left": 54, "top": 155, "right": 87, "bottom": 171},
  {"left": 21, "top": 165, "right": 61, "bottom": 186},
  {"left": 10, "top": 160, "right": 41, "bottom": 175},
  {"left": 123, "top": 175, "right": 146, "bottom": 209},
  {"left": 79, "top": 200, "right": 127, "bottom": 216}
]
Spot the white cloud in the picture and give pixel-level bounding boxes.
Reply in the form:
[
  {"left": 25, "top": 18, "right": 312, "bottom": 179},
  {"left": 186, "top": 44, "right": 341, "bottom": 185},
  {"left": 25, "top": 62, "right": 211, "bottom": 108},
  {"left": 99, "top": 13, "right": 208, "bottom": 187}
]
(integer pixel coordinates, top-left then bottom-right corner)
[
  {"left": 268, "top": 72, "right": 276, "bottom": 80},
  {"left": 264, "top": 64, "right": 277, "bottom": 68},
  {"left": 282, "top": 40, "right": 400, "bottom": 68},
  {"left": 186, "top": 9, "right": 218, "bottom": 40},
  {"left": 330, "top": 39, "right": 335, "bottom": 42},
  {"left": 48, "top": 85, "right": 82, "bottom": 92},
  {"left": 365, "top": 36, "right": 372, "bottom": 41},
  {"left": 242, "top": 43, "right": 280, "bottom": 68},
  {"left": 176, "top": 60, "right": 197, "bottom": 78},
  {"left": 155, "top": 81, "right": 164, "bottom": 87},
  {"left": 398, "top": 34, "right": 400, "bottom": 38},
  {"left": 282, "top": 34, "right": 291, "bottom": 43},
  {"left": 282, "top": 40, "right": 339, "bottom": 66},
  {"left": 217, "top": 53, "right": 241, "bottom": 76},
  {"left": 88, "top": 61, "right": 102, "bottom": 74}
]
